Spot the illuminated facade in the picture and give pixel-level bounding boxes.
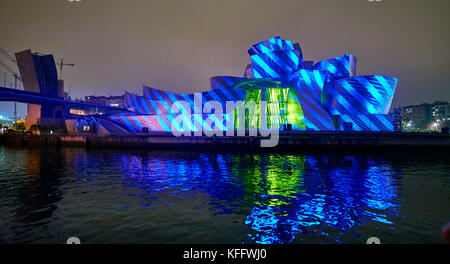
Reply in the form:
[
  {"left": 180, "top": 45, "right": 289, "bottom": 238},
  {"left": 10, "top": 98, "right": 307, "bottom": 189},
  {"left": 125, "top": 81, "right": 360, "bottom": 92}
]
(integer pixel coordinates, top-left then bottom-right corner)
[{"left": 74, "top": 36, "right": 398, "bottom": 134}]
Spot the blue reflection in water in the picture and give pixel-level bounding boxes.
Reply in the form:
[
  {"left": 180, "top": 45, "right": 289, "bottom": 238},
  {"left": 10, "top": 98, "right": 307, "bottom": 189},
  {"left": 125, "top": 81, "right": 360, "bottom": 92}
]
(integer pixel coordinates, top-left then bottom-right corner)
[
  {"left": 6, "top": 146, "right": 450, "bottom": 244},
  {"left": 244, "top": 155, "right": 400, "bottom": 243},
  {"left": 118, "top": 152, "right": 246, "bottom": 214},
  {"left": 108, "top": 152, "right": 400, "bottom": 244}
]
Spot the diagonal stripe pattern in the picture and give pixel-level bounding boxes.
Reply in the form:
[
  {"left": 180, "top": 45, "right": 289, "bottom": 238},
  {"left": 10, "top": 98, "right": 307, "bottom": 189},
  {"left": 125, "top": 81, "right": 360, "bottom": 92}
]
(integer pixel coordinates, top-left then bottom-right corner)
[{"left": 87, "top": 36, "right": 398, "bottom": 134}]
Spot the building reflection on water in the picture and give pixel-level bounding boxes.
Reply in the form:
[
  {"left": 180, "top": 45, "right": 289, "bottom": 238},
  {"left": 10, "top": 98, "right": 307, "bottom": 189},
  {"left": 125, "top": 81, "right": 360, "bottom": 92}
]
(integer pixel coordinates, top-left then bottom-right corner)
[
  {"left": 242, "top": 156, "right": 400, "bottom": 243},
  {"left": 4, "top": 147, "right": 67, "bottom": 242},
  {"left": 0, "top": 145, "right": 409, "bottom": 243},
  {"left": 115, "top": 151, "right": 401, "bottom": 244}
]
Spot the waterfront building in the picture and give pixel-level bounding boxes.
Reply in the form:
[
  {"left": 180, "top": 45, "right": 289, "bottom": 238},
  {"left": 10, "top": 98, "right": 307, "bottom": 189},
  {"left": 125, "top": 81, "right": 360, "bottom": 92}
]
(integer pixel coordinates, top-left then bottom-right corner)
[
  {"left": 76, "top": 36, "right": 398, "bottom": 134},
  {"left": 393, "top": 107, "right": 403, "bottom": 131},
  {"left": 401, "top": 101, "right": 450, "bottom": 131},
  {"left": 401, "top": 104, "right": 432, "bottom": 131},
  {"left": 8, "top": 37, "right": 399, "bottom": 135},
  {"left": 432, "top": 101, "right": 450, "bottom": 122},
  {"left": 85, "top": 95, "right": 125, "bottom": 108}
]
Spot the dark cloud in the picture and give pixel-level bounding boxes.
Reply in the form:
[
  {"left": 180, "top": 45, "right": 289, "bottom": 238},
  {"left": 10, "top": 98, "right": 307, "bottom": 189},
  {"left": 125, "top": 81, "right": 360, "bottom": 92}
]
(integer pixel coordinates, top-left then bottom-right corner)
[{"left": 0, "top": 0, "right": 449, "bottom": 116}]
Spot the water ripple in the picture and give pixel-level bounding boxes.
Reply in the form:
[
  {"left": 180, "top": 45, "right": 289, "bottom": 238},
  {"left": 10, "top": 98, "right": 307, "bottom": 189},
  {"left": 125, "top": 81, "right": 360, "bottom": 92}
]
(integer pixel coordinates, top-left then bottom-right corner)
[{"left": 0, "top": 146, "right": 449, "bottom": 244}]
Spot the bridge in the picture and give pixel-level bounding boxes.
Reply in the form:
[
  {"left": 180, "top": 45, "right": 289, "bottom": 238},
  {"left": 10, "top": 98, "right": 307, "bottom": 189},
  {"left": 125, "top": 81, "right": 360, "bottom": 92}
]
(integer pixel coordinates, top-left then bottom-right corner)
[{"left": 0, "top": 86, "right": 130, "bottom": 115}]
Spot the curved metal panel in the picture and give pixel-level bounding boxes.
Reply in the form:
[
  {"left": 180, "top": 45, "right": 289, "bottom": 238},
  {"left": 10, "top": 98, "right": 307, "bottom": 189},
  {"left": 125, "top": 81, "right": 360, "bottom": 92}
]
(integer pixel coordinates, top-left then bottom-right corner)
[
  {"left": 323, "top": 75, "right": 398, "bottom": 116},
  {"left": 291, "top": 69, "right": 334, "bottom": 130},
  {"left": 313, "top": 54, "right": 357, "bottom": 82}
]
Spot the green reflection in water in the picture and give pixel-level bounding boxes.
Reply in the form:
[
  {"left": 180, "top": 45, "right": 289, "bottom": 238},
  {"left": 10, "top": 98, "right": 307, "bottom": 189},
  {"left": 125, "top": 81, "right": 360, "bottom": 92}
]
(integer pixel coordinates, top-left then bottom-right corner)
[{"left": 232, "top": 154, "right": 306, "bottom": 207}]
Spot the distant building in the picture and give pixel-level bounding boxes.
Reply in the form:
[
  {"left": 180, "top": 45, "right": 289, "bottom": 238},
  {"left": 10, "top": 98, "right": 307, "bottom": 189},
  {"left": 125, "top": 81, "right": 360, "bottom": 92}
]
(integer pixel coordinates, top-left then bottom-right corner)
[
  {"left": 393, "top": 107, "right": 403, "bottom": 131},
  {"left": 432, "top": 101, "right": 450, "bottom": 122},
  {"left": 401, "top": 104, "right": 432, "bottom": 130},
  {"left": 401, "top": 101, "right": 450, "bottom": 131},
  {"left": 85, "top": 95, "right": 106, "bottom": 105},
  {"left": 63, "top": 92, "right": 71, "bottom": 101},
  {"left": 85, "top": 95, "right": 125, "bottom": 108},
  {"left": 106, "top": 95, "right": 125, "bottom": 108}
]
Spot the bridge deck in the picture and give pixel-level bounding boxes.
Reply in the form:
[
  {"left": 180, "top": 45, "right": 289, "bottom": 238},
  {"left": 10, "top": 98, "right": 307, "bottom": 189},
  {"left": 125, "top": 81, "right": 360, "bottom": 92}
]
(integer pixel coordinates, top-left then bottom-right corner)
[{"left": 0, "top": 86, "right": 130, "bottom": 114}]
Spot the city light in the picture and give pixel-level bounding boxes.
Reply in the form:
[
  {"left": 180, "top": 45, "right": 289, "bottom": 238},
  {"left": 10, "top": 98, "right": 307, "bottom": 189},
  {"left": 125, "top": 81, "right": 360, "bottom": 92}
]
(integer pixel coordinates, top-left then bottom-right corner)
[
  {"left": 430, "top": 122, "right": 440, "bottom": 132},
  {"left": 0, "top": 115, "right": 14, "bottom": 122},
  {"left": 407, "top": 121, "right": 413, "bottom": 127}
]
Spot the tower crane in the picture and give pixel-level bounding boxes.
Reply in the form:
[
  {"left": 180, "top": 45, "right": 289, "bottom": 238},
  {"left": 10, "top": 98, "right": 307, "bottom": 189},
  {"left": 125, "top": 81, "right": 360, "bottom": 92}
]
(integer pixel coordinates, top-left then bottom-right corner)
[{"left": 56, "top": 59, "right": 74, "bottom": 80}]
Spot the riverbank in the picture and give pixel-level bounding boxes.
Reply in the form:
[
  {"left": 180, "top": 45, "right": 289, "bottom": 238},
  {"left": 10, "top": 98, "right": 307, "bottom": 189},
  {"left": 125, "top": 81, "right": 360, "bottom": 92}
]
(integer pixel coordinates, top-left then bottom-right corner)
[{"left": 1, "top": 131, "right": 450, "bottom": 151}]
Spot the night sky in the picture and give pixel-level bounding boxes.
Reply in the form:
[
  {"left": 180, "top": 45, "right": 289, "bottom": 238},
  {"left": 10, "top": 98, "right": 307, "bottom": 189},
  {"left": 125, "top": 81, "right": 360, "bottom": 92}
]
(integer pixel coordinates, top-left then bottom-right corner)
[{"left": 0, "top": 0, "right": 449, "bottom": 117}]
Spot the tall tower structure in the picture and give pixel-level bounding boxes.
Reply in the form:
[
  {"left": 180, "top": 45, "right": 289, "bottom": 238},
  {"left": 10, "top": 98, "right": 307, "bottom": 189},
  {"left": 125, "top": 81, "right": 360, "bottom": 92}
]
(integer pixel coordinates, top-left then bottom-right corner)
[{"left": 15, "top": 50, "right": 65, "bottom": 130}]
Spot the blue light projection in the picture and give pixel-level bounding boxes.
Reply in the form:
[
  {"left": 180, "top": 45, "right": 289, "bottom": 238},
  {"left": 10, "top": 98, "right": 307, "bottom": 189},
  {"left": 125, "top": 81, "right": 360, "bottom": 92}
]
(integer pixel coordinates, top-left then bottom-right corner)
[{"left": 82, "top": 36, "right": 398, "bottom": 134}]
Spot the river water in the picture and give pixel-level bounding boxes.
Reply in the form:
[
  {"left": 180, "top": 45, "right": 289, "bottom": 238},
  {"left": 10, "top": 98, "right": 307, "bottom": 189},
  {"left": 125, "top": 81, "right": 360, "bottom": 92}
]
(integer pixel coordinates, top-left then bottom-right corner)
[{"left": 0, "top": 145, "right": 449, "bottom": 244}]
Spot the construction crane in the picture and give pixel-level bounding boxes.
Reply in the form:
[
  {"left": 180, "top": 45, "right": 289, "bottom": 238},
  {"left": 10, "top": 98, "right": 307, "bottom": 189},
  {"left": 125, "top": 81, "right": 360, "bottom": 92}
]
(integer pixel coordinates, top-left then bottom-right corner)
[
  {"left": 0, "top": 48, "right": 17, "bottom": 64},
  {"left": 56, "top": 59, "right": 74, "bottom": 80},
  {"left": 0, "top": 48, "right": 20, "bottom": 80}
]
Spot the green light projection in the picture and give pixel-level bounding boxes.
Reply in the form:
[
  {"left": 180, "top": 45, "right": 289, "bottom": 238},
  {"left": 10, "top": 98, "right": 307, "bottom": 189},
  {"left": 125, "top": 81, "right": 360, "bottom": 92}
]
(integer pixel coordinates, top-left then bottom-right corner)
[{"left": 233, "top": 80, "right": 306, "bottom": 130}]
